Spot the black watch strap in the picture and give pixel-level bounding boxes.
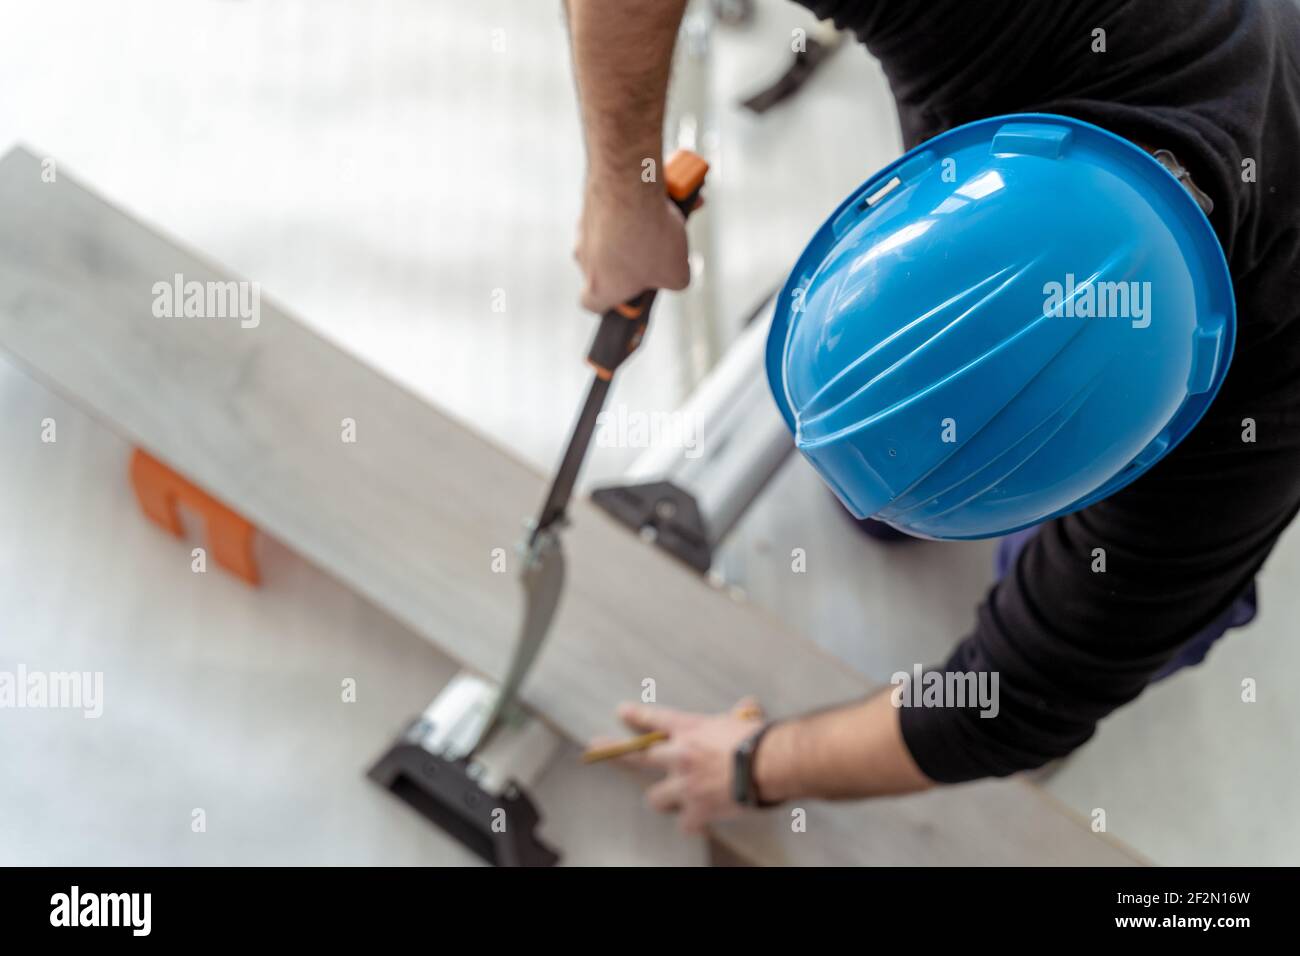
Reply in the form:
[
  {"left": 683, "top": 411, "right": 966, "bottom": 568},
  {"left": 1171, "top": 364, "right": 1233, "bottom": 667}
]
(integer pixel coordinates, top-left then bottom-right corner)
[{"left": 732, "top": 722, "right": 778, "bottom": 808}]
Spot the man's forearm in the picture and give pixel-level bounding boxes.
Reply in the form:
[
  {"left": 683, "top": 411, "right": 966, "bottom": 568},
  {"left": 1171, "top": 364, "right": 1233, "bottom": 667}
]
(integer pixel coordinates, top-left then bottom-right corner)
[
  {"left": 566, "top": 0, "right": 688, "bottom": 201},
  {"left": 754, "top": 690, "right": 934, "bottom": 802}
]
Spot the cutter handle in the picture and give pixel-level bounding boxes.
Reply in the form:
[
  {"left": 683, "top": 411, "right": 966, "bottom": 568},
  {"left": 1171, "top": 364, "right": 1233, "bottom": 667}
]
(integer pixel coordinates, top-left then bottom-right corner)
[{"left": 586, "top": 149, "right": 709, "bottom": 380}]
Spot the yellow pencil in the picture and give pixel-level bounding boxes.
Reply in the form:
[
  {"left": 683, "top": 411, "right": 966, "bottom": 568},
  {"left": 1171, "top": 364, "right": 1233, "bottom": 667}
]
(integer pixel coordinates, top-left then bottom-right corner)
[
  {"left": 581, "top": 731, "right": 669, "bottom": 764},
  {"left": 581, "top": 704, "right": 763, "bottom": 764}
]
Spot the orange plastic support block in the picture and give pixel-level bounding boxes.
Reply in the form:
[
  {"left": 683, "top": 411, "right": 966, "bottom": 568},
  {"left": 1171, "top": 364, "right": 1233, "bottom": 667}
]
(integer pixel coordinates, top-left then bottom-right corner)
[{"left": 128, "top": 448, "right": 260, "bottom": 586}]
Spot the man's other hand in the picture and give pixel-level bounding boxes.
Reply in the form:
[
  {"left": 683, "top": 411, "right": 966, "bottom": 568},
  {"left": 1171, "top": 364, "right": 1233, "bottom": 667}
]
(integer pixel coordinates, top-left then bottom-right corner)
[{"left": 588, "top": 698, "right": 762, "bottom": 835}]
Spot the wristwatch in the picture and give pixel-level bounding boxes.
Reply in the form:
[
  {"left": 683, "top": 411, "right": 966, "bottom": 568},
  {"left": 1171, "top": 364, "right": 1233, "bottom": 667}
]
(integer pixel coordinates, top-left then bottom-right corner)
[{"left": 732, "top": 722, "right": 778, "bottom": 808}]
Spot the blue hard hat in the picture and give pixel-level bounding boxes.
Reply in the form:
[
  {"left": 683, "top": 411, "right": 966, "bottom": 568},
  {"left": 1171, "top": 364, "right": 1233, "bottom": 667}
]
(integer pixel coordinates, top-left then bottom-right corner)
[{"left": 767, "top": 113, "right": 1235, "bottom": 539}]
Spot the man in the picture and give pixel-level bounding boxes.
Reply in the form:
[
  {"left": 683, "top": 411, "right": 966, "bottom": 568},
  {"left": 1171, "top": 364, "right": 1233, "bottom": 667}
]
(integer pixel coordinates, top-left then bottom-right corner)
[{"left": 569, "top": 0, "right": 1300, "bottom": 834}]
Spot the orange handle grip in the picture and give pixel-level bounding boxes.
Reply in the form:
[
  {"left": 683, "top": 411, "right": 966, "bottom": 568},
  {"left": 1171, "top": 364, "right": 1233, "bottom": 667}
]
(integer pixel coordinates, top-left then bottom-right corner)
[{"left": 665, "top": 148, "right": 710, "bottom": 207}]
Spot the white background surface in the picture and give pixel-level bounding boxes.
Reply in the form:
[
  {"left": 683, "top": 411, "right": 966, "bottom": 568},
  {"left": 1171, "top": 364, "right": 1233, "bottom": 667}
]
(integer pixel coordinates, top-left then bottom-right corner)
[{"left": 0, "top": 0, "right": 1295, "bottom": 864}]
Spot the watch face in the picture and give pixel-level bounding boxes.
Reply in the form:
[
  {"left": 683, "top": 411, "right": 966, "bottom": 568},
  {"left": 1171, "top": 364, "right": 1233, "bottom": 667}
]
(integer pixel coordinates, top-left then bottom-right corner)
[
  {"left": 733, "top": 744, "right": 749, "bottom": 805},
  {"left": 733, "top": 726, "right": 765, "bottom": 806}
]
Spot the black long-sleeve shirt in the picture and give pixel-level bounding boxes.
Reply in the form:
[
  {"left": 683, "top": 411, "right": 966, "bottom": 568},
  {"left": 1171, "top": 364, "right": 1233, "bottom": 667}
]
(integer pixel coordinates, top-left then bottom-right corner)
[{"left": 796, "top": 0, "right": 1300, "bottom": 781}]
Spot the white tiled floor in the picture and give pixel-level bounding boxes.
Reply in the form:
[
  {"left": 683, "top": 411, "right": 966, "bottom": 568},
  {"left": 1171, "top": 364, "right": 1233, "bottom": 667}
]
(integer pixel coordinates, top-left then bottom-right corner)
[{"left": 1, "top": 0, "right": 1295, "bottom": 864}]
